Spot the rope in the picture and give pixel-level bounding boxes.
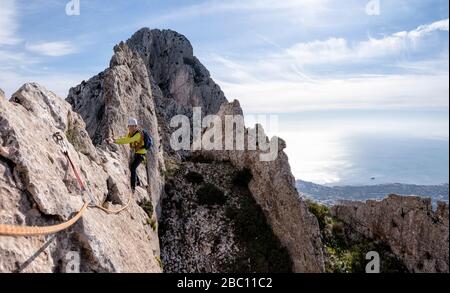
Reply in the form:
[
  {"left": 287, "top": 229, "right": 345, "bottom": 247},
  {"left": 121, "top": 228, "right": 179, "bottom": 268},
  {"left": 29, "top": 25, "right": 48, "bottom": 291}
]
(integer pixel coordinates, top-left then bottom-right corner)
[
  {"left": 0, "top": 132, "right": 133, "bottom": 236},
  {"left": 93, "top": 193, "right": 132, "bottom": 214},
  {"left": 0, "top": 203, "right": 89, "bottom": 237}
]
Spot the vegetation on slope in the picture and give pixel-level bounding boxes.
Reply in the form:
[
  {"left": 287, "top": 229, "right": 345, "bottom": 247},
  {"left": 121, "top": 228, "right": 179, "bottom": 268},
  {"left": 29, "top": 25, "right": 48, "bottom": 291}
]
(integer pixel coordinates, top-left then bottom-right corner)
[{"left": 307, "top": 201, "right": 408, "bottom": 273}]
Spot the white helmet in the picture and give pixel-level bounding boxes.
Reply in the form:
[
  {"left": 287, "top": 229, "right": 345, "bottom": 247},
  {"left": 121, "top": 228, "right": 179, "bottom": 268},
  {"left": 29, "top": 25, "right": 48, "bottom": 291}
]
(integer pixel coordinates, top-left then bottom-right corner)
[{"left": 128, "top": 118, "right": 138, "bottom": 126}]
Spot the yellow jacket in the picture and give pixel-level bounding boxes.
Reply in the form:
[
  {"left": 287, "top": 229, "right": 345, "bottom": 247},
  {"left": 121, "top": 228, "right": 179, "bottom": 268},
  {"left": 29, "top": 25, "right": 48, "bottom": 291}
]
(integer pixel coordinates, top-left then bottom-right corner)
[{"left": 114, "top": 131, "right": 147, "bottom": 155}]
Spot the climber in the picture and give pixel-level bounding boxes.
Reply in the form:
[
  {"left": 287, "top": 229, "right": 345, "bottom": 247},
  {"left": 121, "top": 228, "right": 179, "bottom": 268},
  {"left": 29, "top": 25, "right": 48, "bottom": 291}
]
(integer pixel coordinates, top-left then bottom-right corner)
[{"left": 106, "top": 118, "right": 152, "bottom": 193}]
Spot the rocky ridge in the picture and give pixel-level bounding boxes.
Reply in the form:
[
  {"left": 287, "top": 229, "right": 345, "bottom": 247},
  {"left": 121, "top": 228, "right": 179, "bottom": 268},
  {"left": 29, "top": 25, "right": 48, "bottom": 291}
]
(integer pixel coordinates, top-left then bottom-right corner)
[
  {"left": 332, "top": 195, "right": 449, "bottom": 273},
  {"left": 0, "top": 83, "right": 161, "bottom": 272},
  {"left": 67, "top": 29, "right": 325, "bottom": 273}
]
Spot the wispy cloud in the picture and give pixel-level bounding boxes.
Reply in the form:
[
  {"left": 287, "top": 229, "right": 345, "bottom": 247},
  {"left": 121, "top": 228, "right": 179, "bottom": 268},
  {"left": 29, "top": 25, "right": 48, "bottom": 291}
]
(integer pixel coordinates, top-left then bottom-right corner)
[
  {"left": 208, "top": 19, "right": 449, "bottom": 86},
  {"left": 285, "top": 19, "right": 449, "bottom": 65},
  {"left": 206, "top": 19, "right": 449, "bottom": 113},
  {"left": 25, "top": 41, "right": 77, "bottom": 57},
  {"left": 218, "top": 74, "right": 449, "bottom": 113},
  {"left": 412, "top": 18, "right": 449, "bottom": 36},
  {"left": 0, "top": 0, "right": 20, "bottom": 45}
]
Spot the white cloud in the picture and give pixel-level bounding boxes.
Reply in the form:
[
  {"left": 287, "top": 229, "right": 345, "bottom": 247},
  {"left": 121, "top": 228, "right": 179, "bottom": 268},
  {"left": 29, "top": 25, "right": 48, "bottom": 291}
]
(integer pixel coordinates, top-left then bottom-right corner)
[
  {"left": 25, "top": 41, "right": 77, "bottom": 57},
  {"left": 286, "top": 19, "right": 449, "bottom": 65},
  {"left": 207, "top": 19, "right": 449, "bottom": 86},
  {"left": 411, "top": 19, "right": 449, "bottom": 37},
  {"left": 0, "top": 0, "right": 20, "bottom": 45},
  {"left": 218, "top": 74, "right": 449, "bottom": 113},
  {"left": 286, "top": 38, "right": 351, "bottom": 65},
  {"left": 203, "top": 19, "right": 449, "bottom": 113}
]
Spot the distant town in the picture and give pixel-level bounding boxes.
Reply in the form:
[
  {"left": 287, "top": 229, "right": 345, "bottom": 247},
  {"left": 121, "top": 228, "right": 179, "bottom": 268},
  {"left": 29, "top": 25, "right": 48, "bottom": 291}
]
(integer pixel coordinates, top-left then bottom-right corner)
[{"left": 296, "top": 180, "right": 449, "bottom": 207}]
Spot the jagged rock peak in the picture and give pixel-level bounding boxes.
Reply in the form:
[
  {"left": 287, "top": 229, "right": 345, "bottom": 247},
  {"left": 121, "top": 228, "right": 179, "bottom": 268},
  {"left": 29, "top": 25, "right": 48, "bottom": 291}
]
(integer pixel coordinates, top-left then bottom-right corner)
[
  {"left": 0, "top": 88, "right": 4, "bottom": 100},
  {"left": 127, "top": 28, "right": 194, "bottom": 65},
  {"left": 126, "top": 28, "right": 228, "bottom": 119},
  {"left": 110, "top": 41, "right": 141, "bottom": 68}
]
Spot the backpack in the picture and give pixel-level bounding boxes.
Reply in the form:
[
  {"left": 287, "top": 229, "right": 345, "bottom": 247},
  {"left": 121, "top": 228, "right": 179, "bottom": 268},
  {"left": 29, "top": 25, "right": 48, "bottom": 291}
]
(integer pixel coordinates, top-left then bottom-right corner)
[
  {"left": 141, "top": 129, "right": 154, "bottom": 150},
  {"left": 132, "top": 129, "right": 153, "bottom": 151}
]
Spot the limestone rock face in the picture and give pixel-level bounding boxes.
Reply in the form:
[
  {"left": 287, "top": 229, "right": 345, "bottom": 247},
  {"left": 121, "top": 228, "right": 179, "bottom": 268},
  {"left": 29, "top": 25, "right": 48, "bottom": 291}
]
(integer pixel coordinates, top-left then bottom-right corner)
[
  {"left": 67, "top": 42, "right": 165, "bottom": 216},
  {"left": 0, "top": 83, "right": 161, "bottom": 272},
  {"left": 126, "top": 29, "right": 227, "bottom": 121},
  {"left": 203, "top": 100, "right": 325, "bottom": 273},
  {"left": 160, "top": 161, "right": 244, "bottom": 273},
  {"left": 160, "top": 159, "right": 295, "bottom": 273},
  {"left": 0, "top": 88, "right": 4, "bottom": 100},
  {"left": 126, "top": 29, "right": 227, "bottom": 156},
  {"left": 331, "top": 195, "right": 449, "bottom": 273}
]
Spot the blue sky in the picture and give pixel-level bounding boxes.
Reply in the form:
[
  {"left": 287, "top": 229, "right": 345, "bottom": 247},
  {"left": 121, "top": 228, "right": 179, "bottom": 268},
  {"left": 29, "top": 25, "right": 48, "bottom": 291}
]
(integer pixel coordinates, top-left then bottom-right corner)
[
  {"left": 0, "top": 0, "right": 448, "bottom": 109},
  {"left": 1, "top": 0, "right": 448, "bottom": 183}
]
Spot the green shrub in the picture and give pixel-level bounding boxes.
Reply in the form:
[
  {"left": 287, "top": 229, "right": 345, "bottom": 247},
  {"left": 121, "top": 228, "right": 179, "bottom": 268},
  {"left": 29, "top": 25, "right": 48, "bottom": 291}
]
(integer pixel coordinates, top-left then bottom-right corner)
[
  {"left": 155, "top": 256, "right": 164, "bottom": 269},
  {"left": 196, "top": 183, "right": 226, "bottom": 206},
  {"left": 232, "top": 168, "right": 253, "bottom": 187},
  {"left": 307, "top": 201, "right": 331, "bottom": 230},
  {"left": 331, "top": 221, "right": 344, "bottom": 236},
  {"left": 306, "top": 201, "right": 410, "bottom": 273},
  {"left": 144, "top": 217, "right": 157, "bottom": 232},
  {"left": 150, "top": 218, "right": 157, "bottom": 231},
  {"left": 184, "top": 171, "right": 204, "bottom": 184},
  {"left": 163, "top": 158, "right": 180, "bottom": 178}
]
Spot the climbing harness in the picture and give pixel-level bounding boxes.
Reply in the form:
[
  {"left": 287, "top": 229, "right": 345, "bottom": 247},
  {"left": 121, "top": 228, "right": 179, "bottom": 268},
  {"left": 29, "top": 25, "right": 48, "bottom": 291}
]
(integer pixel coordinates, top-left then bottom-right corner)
[{"left": 0, "top": 132, "right": 134, "bottom": 237}]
